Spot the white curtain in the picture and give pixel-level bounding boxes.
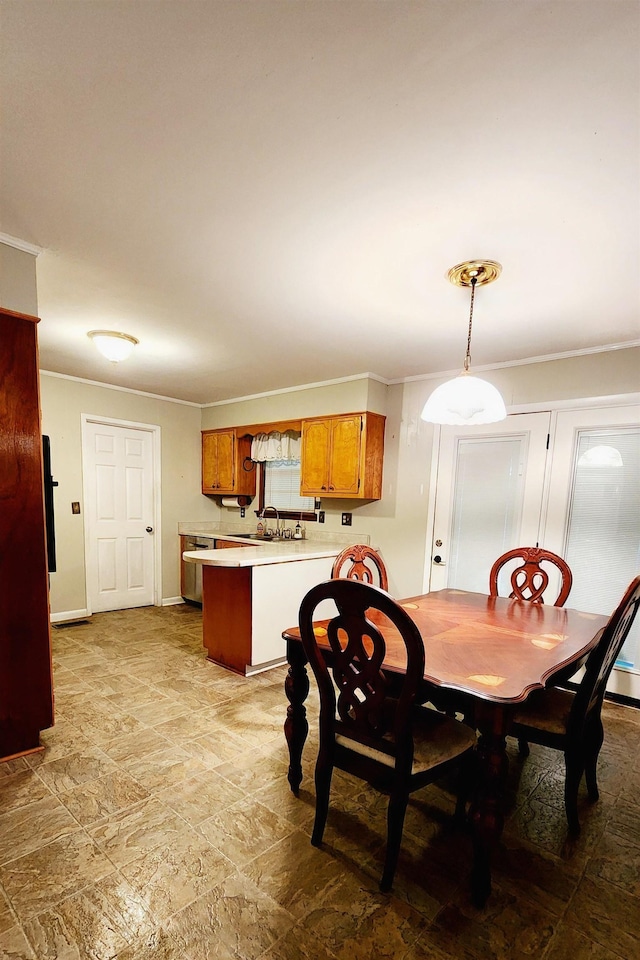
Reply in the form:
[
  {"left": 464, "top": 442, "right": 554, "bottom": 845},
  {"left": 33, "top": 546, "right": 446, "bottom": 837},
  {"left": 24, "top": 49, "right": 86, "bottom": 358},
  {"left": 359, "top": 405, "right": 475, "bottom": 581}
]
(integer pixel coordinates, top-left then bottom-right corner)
[{"left": 251, "top": 431, "right": 301, "bottom": 462}]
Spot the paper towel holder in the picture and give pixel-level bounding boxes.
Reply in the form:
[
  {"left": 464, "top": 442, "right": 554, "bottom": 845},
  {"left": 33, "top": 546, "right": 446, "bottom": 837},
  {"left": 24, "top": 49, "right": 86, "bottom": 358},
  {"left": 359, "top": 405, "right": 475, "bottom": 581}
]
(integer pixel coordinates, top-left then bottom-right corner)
[{"left": 220, "top": 496, "right": 252, "bottom": 509}]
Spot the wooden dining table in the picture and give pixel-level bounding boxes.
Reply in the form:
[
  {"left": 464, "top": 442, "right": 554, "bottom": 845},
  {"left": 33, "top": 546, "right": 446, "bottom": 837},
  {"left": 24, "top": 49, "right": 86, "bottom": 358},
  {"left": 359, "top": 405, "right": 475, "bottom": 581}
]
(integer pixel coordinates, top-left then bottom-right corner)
[{"left": 282, "top": 587, "right": 608, "bottom": 906}]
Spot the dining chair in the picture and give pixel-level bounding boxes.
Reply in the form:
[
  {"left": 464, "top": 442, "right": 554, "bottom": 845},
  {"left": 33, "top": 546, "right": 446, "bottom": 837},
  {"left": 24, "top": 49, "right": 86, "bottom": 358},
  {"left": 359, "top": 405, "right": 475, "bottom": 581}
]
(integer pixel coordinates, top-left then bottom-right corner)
[
  {"left": 489, "top": 547, "right": 573, "bottom": 753},
  {"left": 298, "top": 578, "right": 477, "bottom": 892},
  {"left": 489, "top": 546, "right": 573, "bottom": 606},
  {"left": 509, "top": 575, "right": 640, "bottom": 834},
  {"left": 331, "top": 543, "right": 389, "bottom": 591}
]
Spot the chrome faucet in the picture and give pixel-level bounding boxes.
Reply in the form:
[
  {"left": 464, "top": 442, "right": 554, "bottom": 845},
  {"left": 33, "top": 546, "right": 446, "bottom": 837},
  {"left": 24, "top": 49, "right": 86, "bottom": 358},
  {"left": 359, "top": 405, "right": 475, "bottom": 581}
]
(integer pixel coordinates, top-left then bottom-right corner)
[{"left": 261, "top": 505, "right": 280, "bottom": 538}]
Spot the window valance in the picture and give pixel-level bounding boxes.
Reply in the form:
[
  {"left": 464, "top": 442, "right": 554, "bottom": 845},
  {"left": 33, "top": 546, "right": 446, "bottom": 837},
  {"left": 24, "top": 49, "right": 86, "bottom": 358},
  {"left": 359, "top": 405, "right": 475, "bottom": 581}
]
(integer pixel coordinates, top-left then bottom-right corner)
[{"left": 250, "top": 431, "right": 301, "bottom": 462}]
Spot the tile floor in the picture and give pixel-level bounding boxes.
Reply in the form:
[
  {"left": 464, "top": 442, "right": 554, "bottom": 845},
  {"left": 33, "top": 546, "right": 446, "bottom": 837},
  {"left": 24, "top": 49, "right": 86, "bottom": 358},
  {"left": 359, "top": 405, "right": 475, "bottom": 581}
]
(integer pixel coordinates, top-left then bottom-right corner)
[{"left": 1, "top": 604, "right": 639, "bottom": 959}]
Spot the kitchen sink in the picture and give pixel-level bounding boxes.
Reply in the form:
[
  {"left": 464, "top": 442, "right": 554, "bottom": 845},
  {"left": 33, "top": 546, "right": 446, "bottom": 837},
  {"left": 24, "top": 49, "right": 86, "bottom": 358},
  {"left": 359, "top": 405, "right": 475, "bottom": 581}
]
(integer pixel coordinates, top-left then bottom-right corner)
[{"left": 215, "top": 532, "right": 273, "bottom": 542}]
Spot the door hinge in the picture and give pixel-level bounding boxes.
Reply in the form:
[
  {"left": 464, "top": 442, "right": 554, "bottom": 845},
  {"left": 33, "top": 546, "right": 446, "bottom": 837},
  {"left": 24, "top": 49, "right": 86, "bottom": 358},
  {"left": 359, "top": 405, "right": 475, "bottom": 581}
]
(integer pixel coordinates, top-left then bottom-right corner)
[{"left": 546, "top": 433, "right": 550, "bottom": 449}]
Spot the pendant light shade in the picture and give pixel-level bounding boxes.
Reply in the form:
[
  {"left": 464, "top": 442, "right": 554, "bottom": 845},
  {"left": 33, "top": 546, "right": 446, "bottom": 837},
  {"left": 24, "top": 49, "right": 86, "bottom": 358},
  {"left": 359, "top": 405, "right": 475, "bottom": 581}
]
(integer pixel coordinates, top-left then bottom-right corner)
[
  {"left": 421, "top": 372, "right": 506, "bottom": 426},
  {"left": 421, "top": 260, "right": 506, "bottom": 426},
  {"left": 88, "top": 330, "right": 139, "bottom": 362}
]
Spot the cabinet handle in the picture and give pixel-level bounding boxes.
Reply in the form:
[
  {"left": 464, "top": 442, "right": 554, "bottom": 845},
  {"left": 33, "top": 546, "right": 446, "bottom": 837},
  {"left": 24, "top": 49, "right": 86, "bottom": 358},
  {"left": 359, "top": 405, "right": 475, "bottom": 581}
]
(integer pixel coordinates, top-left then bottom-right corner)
[
  {"left": 321, "top": 485, "right": 326, "bottom": 490},
  {"left": 329, "top": 485, "right": 334, "bottom": 490}
]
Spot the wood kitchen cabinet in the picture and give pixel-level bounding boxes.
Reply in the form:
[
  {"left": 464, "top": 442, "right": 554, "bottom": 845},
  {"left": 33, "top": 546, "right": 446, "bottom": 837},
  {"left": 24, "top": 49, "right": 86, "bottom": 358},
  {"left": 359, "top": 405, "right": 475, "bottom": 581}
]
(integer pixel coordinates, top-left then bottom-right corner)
[
  {"left": 0, "top": 308, "right": 54, "bottom": 761},
  {"left": 300, "top": 412, "right": 385, "bottom": 499},
  {"left": 201, "top": 429, "right": 256, "bottom": 497}
]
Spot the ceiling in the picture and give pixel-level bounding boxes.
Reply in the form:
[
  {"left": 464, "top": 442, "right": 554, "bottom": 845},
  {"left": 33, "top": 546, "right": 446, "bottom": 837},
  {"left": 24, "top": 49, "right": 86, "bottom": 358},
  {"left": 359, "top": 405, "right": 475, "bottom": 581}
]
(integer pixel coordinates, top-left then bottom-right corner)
[{"left": 1, "top": 1, "right": 638, "bottom": 405}]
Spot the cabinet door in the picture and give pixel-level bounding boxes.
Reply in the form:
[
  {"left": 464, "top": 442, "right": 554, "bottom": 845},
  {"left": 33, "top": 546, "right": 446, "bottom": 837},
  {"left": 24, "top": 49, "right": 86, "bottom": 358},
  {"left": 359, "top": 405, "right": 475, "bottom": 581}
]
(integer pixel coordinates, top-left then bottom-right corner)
[
  {"left": 328, "top": 415, "right": 362, "bottom": 495},
  {"left": 300, "top": 419, "right": 332, "bottom": 494},
  {"left": 214, "top": 430, "right": 236, "bottom": 493},
  {"left": 202, "top": 432, "right": 220, "bottom": 492}
]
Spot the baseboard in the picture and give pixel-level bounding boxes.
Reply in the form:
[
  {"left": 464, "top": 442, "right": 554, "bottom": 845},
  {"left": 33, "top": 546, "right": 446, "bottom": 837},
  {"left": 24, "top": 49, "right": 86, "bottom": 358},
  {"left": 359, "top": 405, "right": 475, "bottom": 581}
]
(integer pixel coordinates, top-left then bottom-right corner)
[
  {"left": 605, "top": 690, "right": 640, "bottom": 710},
  {"left": 50, "top": 608, "right": 91, "bottom": 625},
  {"left": 162, "top": 597, "right": 185, "bottom": 606}
]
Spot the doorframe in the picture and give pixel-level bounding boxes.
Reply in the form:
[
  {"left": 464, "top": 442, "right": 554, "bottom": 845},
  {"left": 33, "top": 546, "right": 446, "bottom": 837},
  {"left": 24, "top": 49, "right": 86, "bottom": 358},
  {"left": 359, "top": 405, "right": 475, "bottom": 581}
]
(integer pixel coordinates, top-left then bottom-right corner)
[
  {"left": 81, "top": 414, "right": 162, "bottom": 615},
  {"left": 423, "top": 392, "right": 640, "bottom": 593}
]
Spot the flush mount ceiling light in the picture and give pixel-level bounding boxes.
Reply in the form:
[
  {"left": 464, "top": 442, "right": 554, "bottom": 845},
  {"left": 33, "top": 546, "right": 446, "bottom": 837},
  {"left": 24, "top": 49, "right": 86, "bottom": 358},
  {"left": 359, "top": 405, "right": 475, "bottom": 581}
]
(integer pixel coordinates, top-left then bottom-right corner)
[
  {"left": 421, "top": 260, "right": 507, "bottom": 426},
  {"left": 88, "top": 330, "right": 139, "bottom": 362}
]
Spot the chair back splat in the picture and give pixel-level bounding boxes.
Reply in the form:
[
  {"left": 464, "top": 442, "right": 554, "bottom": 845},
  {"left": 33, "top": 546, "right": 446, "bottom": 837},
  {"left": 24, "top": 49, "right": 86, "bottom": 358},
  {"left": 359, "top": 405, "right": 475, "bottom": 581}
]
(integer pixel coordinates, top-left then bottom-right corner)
[
  {"left": 298, "top": 578, "right": 476, "bottom": 892},
  {"left": 490, "top": 547, "right": 573, "bottom": 606},
  {"left": 331, "top": 544, "right": 389, "bottom": 592}
]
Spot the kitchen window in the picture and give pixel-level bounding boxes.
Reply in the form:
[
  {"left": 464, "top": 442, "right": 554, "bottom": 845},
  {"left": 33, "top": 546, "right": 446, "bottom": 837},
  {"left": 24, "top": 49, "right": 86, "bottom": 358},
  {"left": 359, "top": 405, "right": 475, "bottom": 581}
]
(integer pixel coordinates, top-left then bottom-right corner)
[{"left": 260, "top": 460, "right": 316, "bottom": 520}]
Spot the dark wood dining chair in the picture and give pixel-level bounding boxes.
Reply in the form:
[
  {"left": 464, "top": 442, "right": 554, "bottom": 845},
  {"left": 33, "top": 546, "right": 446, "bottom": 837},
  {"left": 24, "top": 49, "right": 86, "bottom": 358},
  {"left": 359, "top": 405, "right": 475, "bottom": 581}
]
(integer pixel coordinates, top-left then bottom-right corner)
[
  {"left": 489, "top": 547, "right": 573, "bottom": 753},
  {"left": 490, "top": 546, "right": 573, "bottom": 606},
  {"left": 509, "top": 575, "right": 640, "bottom": 834},
  {"left": 298, "top": 578, "right": 477, "bottom": 892},
  {"left": 331, "top": 543, "right": 389, "bottom": 591}
]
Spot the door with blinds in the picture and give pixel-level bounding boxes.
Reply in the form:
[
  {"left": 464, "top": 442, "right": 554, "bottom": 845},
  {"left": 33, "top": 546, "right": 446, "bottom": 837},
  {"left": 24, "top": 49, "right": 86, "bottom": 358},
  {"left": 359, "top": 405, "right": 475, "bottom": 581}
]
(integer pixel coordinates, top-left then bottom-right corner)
[
  {"left": 542, "top": 405, "right": 640, "bottom": 699},
  {"left": 428, "top": 413, "right": 552, "bottom": 594}
]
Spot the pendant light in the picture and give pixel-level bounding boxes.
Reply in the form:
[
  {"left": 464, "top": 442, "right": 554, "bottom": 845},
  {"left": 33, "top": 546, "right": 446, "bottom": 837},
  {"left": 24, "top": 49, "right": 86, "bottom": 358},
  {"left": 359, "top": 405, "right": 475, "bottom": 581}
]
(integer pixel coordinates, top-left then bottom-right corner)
[
  {"left": 88, "top": 330, "right": 139, "bottom": 362},
  {"left": 421, "top": 260, "right": 506, "bottom": 425}
]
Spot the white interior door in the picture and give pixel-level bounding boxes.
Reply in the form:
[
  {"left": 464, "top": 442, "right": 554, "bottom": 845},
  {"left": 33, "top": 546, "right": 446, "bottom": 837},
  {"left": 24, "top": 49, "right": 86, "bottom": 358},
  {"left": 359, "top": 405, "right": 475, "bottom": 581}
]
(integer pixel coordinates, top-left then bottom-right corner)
[
  {"left": 83, "top": 418, "right": 157, "bottom": 613},
  {"left": 543, "top": 405, "right": 640, "bottom": 699},
  {"left": 427, "top": 413, "right": 552, "bottom": 593}
]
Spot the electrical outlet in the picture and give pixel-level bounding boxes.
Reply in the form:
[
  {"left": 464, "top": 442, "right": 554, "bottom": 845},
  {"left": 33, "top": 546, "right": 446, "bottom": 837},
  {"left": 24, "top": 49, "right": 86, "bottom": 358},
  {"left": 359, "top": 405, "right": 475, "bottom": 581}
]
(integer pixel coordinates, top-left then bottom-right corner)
[
  {"left": 315, "top": 498, "right": 322, "bottom": 510},
  {"left": 318, "top": 510, "right": 325, "bottom": 523},
  {"left": 341, "top": 512, "right": 352, "bottom": 526},
  {"left": 240, "top": 507, "right": 245, "bottom": 518}
]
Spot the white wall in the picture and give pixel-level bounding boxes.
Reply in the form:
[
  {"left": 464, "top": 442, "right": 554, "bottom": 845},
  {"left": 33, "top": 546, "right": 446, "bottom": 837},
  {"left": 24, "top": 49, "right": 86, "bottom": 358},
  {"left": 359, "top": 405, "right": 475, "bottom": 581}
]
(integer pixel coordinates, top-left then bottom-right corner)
[
  {"left": 40, "top": 375, "right": 219, "bottom": 617},
  {"left": 0, "top": 242, "right": 38, "bottom": 315}
]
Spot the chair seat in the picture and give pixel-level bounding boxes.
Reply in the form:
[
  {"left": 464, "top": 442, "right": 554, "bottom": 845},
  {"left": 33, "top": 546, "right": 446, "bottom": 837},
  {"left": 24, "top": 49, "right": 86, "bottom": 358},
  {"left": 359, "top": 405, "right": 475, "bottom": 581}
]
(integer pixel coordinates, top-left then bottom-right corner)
[
  {"left": 511, "top": 687, "right": 573, "bottom": 737},
  {"left": 336, "top": 706, "right": 477, "bottom": 774}
]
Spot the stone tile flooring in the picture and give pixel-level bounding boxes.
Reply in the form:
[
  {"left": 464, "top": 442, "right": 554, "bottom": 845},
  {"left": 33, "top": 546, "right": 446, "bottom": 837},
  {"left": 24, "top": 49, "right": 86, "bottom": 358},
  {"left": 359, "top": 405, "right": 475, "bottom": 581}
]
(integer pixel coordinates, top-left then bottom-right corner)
[{"left": 1, "top": 603, "right": 639, "bottom": 959}]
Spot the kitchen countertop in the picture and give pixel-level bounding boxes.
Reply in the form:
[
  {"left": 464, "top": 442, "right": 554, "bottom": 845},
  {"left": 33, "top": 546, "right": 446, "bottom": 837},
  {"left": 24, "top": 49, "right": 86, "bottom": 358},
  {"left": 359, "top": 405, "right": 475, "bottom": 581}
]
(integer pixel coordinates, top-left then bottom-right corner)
[{"left": 182, "top": 538, "right": 347, "bottom": 568}]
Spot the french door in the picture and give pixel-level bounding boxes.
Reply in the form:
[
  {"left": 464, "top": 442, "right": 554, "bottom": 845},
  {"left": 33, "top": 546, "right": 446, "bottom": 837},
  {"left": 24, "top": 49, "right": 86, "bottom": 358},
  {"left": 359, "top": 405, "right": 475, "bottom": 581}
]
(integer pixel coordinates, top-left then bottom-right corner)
[
  {"left": 428, "top": 412, "right": 551, "bottom": 594},
  {"left": 542, "top": 406, "right": 639, "bottom": 698},
  {"left": 426, "top": 403, "right": 640, "bottom": 700}
]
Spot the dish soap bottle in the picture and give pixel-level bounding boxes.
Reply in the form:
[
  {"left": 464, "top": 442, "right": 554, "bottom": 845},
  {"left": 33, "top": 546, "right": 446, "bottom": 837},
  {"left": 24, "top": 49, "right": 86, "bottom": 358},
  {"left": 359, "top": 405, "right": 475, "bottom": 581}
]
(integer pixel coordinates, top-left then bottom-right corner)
[
  {"left": 256, "top": 521, "right": 265, "bottom": 537},
  {"left": 294, "top": 522, "right": 303, "bottom": 539}
]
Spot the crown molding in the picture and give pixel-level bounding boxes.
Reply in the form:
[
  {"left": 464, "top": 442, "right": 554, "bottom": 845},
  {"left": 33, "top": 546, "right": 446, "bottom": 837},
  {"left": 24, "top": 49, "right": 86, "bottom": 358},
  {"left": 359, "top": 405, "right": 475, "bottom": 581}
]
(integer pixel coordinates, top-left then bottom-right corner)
[
  {"left": 202, "top": 372, "right": 391, "bottom": 408},
  {"left": 394, "top": 340, "right": 640, "bottom": 385},
  {"left": 39, "top": 370, "right": 201, "bottom": 406},
  {"left": 0, "top": 232, "right": 42, "bottom": 256}
]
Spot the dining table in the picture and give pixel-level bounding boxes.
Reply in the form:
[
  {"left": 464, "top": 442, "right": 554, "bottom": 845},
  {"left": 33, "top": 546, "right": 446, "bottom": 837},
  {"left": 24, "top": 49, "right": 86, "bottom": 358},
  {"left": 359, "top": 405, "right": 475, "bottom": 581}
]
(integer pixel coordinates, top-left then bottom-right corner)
[{"left": 282, "top": 587, "right": 608, "bottom": 906}]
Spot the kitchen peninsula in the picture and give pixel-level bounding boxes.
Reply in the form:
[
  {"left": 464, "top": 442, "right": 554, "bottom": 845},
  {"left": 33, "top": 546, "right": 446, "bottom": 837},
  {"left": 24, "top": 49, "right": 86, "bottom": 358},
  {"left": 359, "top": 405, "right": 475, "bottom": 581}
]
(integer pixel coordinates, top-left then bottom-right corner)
[{"left": 182, "top": 536, "right": 352, "bottom": 675}]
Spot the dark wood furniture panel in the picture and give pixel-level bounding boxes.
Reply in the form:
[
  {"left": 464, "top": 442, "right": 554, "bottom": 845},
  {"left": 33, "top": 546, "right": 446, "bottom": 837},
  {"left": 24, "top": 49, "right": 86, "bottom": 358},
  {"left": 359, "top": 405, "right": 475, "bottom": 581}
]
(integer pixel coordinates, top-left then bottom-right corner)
[
  {"left": 201, "top": 565, "right": 252, "bottom": 674},
  {"left": 0, "top": 308, "right": 54, "bottom": 760}
]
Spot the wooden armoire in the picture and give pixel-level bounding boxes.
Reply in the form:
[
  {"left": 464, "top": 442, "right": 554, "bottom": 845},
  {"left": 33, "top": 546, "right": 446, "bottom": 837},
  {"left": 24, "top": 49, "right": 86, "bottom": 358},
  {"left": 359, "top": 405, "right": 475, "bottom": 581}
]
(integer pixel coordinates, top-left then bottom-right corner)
[{"left": 0, "top": 308, "right": 54, "bottom": 760}]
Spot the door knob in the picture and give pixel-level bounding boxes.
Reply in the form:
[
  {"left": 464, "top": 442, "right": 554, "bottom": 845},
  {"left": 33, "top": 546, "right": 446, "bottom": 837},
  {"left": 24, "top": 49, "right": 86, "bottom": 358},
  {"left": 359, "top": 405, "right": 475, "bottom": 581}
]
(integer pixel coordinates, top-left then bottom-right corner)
[
  {"left": 146, "top": 526, "right": 153, "bottom": 533},
  {"left": 433, "top": 555, "right": 442, "bottom": 564}
]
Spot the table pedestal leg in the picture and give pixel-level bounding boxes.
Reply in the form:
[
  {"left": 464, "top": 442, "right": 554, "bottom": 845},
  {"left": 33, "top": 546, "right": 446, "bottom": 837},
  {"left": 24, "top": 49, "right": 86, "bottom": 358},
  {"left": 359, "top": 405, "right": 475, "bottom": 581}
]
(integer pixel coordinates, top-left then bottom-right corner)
[
  {"left": 284, "top": 638, "right": 309, "bottom": 795},
  {"left": 469, "top": 703, "right": 510, "bottom": 907}
]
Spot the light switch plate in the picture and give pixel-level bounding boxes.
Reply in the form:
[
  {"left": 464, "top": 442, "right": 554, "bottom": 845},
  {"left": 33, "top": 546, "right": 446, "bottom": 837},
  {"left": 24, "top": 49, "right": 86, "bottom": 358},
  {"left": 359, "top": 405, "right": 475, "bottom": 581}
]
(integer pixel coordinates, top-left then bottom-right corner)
[{"left": 341, "top": 513, "right": 352, "bottom": 526}]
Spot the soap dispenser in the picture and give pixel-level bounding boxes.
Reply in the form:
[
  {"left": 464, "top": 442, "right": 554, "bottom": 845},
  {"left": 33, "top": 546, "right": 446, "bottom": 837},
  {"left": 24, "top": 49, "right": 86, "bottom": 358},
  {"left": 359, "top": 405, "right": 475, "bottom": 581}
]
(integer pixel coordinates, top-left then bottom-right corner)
[{"left": 293, "top": 522, "right": 302, "bottom": 540}]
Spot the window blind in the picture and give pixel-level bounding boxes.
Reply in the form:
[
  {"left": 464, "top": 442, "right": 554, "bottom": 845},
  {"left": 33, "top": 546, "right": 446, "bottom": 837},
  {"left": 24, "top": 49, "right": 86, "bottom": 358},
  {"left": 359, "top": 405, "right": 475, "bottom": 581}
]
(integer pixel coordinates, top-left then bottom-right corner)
[{"left": 263, "top": 460, "right": 315, "bottom": 513}]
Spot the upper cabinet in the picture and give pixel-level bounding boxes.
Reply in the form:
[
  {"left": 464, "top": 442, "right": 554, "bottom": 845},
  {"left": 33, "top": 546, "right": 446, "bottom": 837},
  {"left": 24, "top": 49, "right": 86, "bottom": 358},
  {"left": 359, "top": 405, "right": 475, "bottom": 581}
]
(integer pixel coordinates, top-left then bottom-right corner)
[
  {"left": 201, "top": 429, "right": 256, "bottom": 497},
  {"left": 300, "top": 412, "right": 385, "bottom": 499}
]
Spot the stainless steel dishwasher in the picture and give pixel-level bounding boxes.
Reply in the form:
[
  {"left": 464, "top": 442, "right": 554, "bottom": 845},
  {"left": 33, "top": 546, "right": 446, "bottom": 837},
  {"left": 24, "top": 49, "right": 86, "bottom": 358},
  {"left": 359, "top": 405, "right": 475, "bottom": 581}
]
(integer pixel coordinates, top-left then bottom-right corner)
[{"left": 181, "top": 535, "right": 216, "bottom": 604}]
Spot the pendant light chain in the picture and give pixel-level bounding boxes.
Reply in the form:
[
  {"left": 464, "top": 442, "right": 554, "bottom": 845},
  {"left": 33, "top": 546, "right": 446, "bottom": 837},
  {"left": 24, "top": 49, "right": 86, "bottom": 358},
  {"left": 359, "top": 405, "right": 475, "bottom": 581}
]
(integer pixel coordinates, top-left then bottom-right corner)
[{"left": 463, "top": 275, "right": 477, "bottom": 372}]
